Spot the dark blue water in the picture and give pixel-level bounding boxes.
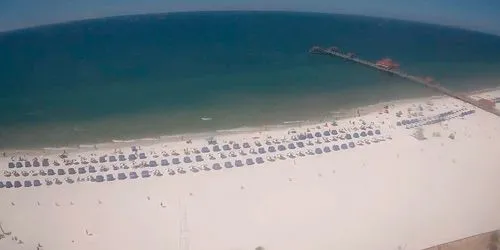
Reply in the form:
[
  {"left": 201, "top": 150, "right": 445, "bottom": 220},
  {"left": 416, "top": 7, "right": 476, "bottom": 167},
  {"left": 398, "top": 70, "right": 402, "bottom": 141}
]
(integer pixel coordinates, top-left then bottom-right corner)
[{"left": 1, "top": 11, "right": 499, "bottom": 149}]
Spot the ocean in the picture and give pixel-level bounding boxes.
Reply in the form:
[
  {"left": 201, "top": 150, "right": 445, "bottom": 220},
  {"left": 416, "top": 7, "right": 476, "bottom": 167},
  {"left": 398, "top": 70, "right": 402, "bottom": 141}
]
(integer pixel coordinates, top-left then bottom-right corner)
[{"left": 0, "top": 11, "right": 499, "bottom": 149}]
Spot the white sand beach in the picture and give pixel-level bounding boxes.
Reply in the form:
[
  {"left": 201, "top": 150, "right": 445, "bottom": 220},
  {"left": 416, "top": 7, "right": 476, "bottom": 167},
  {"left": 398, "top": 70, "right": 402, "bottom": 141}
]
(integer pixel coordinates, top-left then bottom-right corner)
[{"left": 1, "top": 89, "right": 500, "bottom": 250}]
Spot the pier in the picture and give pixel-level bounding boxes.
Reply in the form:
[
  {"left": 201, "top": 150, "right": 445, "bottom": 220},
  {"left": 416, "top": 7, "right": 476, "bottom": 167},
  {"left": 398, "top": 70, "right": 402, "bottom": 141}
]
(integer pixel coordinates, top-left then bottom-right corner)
[{"left": 309, "top": 46, "right": 500, "bottom": 117}]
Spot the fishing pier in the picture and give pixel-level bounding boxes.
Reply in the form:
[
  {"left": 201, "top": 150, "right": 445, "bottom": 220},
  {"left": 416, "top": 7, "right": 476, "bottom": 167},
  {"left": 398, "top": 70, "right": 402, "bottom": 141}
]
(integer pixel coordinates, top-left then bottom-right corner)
[{"left": 309, "top": 46, "right": 500, "bottom": 117}]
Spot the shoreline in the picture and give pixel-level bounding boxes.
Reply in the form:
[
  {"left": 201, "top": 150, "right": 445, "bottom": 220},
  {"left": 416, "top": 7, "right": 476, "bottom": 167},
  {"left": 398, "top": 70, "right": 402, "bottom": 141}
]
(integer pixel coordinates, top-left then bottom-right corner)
[{"left": 1, "top": 86, "right": 497, "bottom": 156}]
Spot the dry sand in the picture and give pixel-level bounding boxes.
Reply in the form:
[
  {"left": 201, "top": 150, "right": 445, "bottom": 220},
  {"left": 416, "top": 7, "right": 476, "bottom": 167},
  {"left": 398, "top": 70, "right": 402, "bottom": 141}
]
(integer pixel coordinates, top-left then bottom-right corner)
[{"left": 1, "top": 90, "right": 500, "bottom": 250}]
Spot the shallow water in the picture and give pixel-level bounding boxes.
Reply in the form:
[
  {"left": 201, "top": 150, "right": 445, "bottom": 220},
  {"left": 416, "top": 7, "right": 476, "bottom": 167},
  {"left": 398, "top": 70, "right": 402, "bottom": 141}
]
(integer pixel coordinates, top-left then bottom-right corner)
[{"left": 0, "top": 11, "right": 499, "bottom": 149}]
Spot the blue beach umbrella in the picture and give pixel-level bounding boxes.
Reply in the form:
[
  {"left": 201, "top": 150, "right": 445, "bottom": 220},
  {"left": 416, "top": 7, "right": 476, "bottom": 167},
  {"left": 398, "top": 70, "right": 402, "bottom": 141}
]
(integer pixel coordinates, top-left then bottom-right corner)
[
  {"left": 33, "top": 180, "right": 42, "bottom": 187},
  {"left": 161, "top": 159, "right": 169, "bottom": 166},
  {"left": 130, "top": 172, "right": 139, "bottom": 179},
  {"left": 235, "top": 160, "right": 244, "bottom": 167},
  {"left": 256, "top": 157, "right": 264, "bottom": 164},
  {"left": 224, "top": 161, "right": 233, "bottom": 168}
]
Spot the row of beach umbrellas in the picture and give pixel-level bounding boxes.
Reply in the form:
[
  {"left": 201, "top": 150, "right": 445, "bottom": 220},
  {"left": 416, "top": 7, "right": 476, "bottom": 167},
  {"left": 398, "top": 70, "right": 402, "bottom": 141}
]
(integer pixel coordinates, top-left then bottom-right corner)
[
  {"left": 6, "top": 127, "right": 382, "bottom": 169},
  {"left": 0, "top": 136, "right": 391, "bottom": 189}
]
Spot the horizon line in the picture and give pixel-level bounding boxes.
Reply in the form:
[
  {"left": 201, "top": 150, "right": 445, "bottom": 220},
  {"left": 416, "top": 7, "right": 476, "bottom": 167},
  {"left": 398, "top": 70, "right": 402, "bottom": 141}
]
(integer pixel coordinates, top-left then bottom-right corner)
[{"left": 1, "top": 10, "right": 499, "bottom": 38}]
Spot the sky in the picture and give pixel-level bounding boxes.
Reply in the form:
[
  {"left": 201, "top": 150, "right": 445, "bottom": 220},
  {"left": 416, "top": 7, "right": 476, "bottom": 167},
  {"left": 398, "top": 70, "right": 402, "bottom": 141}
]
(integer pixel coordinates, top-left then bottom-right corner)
[{"left": 0, "top": 0, "right": 499, "bottom": 35}]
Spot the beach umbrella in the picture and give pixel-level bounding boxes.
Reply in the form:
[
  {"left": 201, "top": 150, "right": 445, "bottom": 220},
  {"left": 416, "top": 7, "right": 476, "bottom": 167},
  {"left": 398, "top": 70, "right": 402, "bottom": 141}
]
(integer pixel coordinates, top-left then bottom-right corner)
[
  {"left": 324, "top": 146, "right": 331, "bottom": 153},
  {"left": 128, "top": 154, "right": 137, "bottom": 161},
  {"left": 353, "top": 133, "right": 360, "bottom": 138},
  {"left": 149, "top": 160, "right": 158, "bottom": 167},
  {"left": 139, "top": 153, "right": 147, "bottom": 159},
  {"left": 375, "top": 129, "right": 381, "bottom": 135},
  {"left": 235, "top": 160, "right": 244, "bottom": 167},
  {"left": 106, "top": 174, "right": 115, "bottom": 181},
  {"left": 345, "top": 134, "right": 352, "bottom": 139},
  {"left": 119, "top": 155, "right": 126, "bottom": 161},
  {"left": 172, "top": 158, "right": 180, "bottom": 165},
  {"left": 242, "top": 142, "right": 251, "bottom": 148},
  {"left": 224, "top": 161, "right": 233, "bottom": 168},
  {"left": 246, "top": 158, "right": 255, "bottom": 165},
  {"left": 88, "top": 166, "right": 96, "bottom": 173},
  {"left": 16, "top": 162, "right": 23, "bottom": 168},
  {"left": 307, "top": 133, "right": 314, "bottom": 139},
  {"left": 396, "top": 121, "right": 402, "bottom": 126},
  {"left": 315, "top": 148, "right": 323, "bottom": 154},
  {"left": 298, "top": 134, "right": 306, "bottom": 140},
  {"left": 78, "top": 167, "right": 86, "bottom": 174},
  {"left": 360, "top": 131, "right": 367, "bottom": 137},
  {"left": 190, "top": 166, "right": 199, "bottom": 173},
  {"left": 213, "top": 145, "right": 221, "bottom": 152},
  {"left": 331, "top": 130, "right": 338, "bottom": 135},
  {"left": 297, "top": 142, "right": 305, "bottom": 148},
  {"left": 213, "top": 163, "right": 222, "bottom": 170},
  {"left": 323, "top": 131, "right": 331, "bottom": 136},
  {"left": 401, "top": 120, "right": 408, "bottom": 125},
  {"left": 223, "top": 144, "right": 231, "bottom": 151},
  {"left": 33, "top": 179, "right": 42, "bottom": 186},
  {"left": 195, "top": 155, "right": 204, "bottom": 162},
  {"left": 14, "top": 180, "right": 22, "bottom": 188},
  {"left": 161, "top": 159, "right": 169, "bottom": 166},
  {"left": 109, "top": 156, "right": 117, "bottom": 162},
  {"left": 99, "top": 156, "right": 107, "bottom": 163},
  {"left": 57, "top": 169, "right": 65, "bottom": 175},
  {"left": 167, "top": 169, "right": 176, "bottom": 175},
  {"left": 315, "top": 132, "right": 322, "bottom": 137},
  {"left": 201, "top": 146, "right": 210, "bottom": 153},
  {"left": 94, "top": 175, "right": 104, "bottom": 182},
  {"left": 141, "top": 170, "right": 150, "bottom": 178},
  {"left": 258, "top": 147, "right": 266, "bottom": 154},
  {"left": 177, "top": 167, "right": 186, "bottom": 174},
  {"left": 278, "top": 145, "right": 286, "bottom": 151},
  {"left": 118, "top": 173, "right": 127, "bottom": 180},
  {"left": 42, "top": 158, "right": 49, "bottom": 167},
  {"left": 367, "top": 130, "right": 374, "bottom": 136},
  {"left": 47, "top": 169, "right": 55, "bottom": 176},
  {"left": 268, "top": 146, "right": 276, "bottom": 152},
  {"left": 288, "top": 143, "right": 296, "bottom": 149},
  {"left": 0, "top": 181, "right": 4, "bottom": 188},
  {"left": 8, "top": 162, "right": 15, "bottom": 168},
  {"left": 256, "top": 157, "right": 264, "bottom": 164},
  {"left": 349, "top": 142, "right": 355, "bottom": 148},
  {"left": 5, "top": 181, "right": 13, "bottom": 188},
  {"left": 219, "top": 152, "right": 227, "bottom": 159},
  {"left": 25, "top": 161, "right": 32, "bottom": 168},
  {"left": 68, "top": 168, "right": 76, "bottom": 175},
  {"left": 333, "top": 145, "right": 340, "bottom": 151},
  {"left": 341, "top": 143, "right": 348, "bottom": 150},
  {"left": 131, "top": 145, "right": 138, "bottom": 152},
  {"left": 233, "top": 143, "right": 241, "bottom": 149}
]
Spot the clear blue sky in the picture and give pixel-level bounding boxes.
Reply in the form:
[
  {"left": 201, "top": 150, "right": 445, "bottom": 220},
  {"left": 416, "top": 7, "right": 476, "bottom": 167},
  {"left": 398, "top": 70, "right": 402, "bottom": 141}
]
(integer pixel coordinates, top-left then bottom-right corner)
[{"left": 1, "top": 0, "right": 499, "bottom": 35}]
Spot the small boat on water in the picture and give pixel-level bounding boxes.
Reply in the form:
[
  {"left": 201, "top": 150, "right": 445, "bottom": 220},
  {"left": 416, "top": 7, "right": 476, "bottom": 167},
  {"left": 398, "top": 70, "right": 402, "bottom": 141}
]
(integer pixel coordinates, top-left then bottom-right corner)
[{"left": 201, "top": 117, "right": 212, "bottom": 121}]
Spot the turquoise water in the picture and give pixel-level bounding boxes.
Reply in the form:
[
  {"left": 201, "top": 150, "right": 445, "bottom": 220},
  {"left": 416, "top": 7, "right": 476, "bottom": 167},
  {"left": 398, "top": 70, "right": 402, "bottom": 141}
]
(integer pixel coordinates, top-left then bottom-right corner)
[{"left": 0, "top": 11, "right": 499, "bottom": 149}]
